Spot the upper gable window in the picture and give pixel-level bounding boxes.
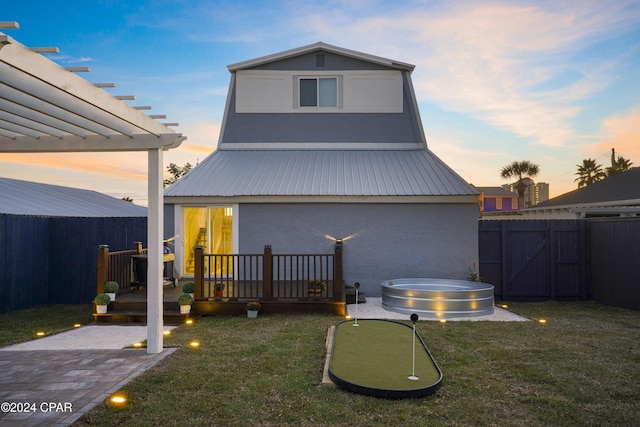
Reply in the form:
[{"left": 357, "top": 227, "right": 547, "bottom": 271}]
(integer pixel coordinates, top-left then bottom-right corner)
[{"left": 299, "top": 77, "right": 338, "bottom": 108}]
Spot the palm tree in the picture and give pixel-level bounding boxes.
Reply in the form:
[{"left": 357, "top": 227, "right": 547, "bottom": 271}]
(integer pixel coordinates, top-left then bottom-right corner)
[
  {"left": 606, "top": 156, "right": 633, "bottom": 177},
  {"left": 500, "top": 160, "right": 540, "bottom": 209},
  {"left": 575, "top": 158, "right": 606, "bottom": 188}
]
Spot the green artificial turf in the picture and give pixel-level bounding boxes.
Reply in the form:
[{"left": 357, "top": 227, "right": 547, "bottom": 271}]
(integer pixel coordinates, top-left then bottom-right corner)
[{"left": 330, "top": 319, "right": 441, "bottom": 390}]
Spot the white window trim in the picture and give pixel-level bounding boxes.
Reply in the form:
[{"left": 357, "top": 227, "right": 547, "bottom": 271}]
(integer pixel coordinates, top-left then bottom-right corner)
[{"left": 293, "top": 75, "right": 342, "bottom": 110}]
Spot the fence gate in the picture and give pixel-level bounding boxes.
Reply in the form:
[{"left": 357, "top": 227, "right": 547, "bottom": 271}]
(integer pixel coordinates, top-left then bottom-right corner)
[{"left": 479, "top": 220, "right": 588, "bottom": 301}]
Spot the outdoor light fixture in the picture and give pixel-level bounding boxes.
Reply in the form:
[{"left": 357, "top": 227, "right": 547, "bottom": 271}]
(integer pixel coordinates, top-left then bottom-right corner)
[
  {"left": 110, "top": 396, "right": 126, "bottom": 405},
  {"left": 345, "top": 315, "right": 352, "bottom": 320},
  {"left": 163, "top": 330, "right": 171, "bottom": 336},
  {"left": 408, "top": 313, "right": 419, "bottom": 381},
  {"left": 352, "top": 282, "right": 360, "bottom": 326},
  {"left": 36, "top": 331, "right": 45, "bottom": 337},
  {"left": 189, "top": 340, "right": 200, "bottom": 348},
  {"left": 185, "top": 319, "right": 194, "bottom": 325},
  {"left": 439, "top": 319, "right": 447, "bottom": 324},
  {"left": 133, "top": 342, "right": 143, "bottom": 348},
  {"left": 73, "top": 323, "right": 82, "bottom": 328},
  {"left": 538, "top": 318, "right": 547, "bottom": 324}
]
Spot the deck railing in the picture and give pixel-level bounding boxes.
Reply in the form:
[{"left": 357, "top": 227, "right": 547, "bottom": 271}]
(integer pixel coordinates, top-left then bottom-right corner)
[
  {"left": 194, "top": 244, "right": 343, "bottom": 302},
  {"left": 96, "top": 242, "right": 145, "bottom": 294}
]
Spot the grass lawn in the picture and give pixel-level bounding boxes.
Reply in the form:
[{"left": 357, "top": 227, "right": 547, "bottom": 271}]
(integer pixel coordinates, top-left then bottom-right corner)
[
  {"left": 2, "top": 302, "right": 638, "bottom": 426},
  {"left": 0, "top": 304, "right": 93, "bottom": 347}
]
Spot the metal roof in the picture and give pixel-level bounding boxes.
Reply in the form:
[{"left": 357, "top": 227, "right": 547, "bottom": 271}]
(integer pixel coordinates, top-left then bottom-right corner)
[
  {"left": 165, "top": 149, "right": 477, "bottom": 198},
  {"left": 530, "top": 167, "right": 640, "bottom": 209},
  {"left": 0, "top": 177, "right": 147, "bottom": 217},
  {"left": 476, "top": 187, "right": 517, "bottom": 196},
  {"left": 227, "top": 41, "right": 415, "bottom": 73}
]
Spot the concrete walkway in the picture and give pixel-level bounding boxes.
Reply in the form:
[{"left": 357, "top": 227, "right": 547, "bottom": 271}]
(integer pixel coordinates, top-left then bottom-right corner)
[
  {"left": 347, "top": 297, "right": 529, "bottom": 322},
  {"left": 0, "top": 325, "right": 177, "bottom": 426}
]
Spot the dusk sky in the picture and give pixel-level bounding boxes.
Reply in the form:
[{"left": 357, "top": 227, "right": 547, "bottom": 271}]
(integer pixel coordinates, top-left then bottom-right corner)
[{"left": 2, "top": 1, "right": 639, "bottom": 204}]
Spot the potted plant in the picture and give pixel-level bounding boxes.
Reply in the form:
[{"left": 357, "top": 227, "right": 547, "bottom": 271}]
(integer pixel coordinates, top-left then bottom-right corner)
[
  {"left": 307, "top": 280, "right": 327, "bottom": 297},
  {"left": 104, "top": 281, "right": 119, "bottom": 301},
  {"left": 94, "top": 293, "right": 111, "bottom": 314},
  {"left": 182, "top": 281, "right": 195, "bottom": 298},
  {"left": 214, "top": 282, "right": 225, "bottom": 298},
  {"left": 246, "top": 301, "right": 261, "bottom": 318},
  {"left": 178, "top": 293, "right": 194, "bottom": 314}
]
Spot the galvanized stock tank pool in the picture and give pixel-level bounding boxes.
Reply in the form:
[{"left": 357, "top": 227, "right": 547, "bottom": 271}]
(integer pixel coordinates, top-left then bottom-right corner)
[{"left": 381, "top": 278, "right": 494, "bottom": 319}]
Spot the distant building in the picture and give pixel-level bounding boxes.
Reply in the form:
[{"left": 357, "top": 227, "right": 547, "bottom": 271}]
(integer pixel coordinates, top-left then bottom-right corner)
[
  {"left": 474, "top": 186, "right": 519, "bottom": 212},
  {"left": 502, "top": 179, "right": 549, "bottom": 207}
]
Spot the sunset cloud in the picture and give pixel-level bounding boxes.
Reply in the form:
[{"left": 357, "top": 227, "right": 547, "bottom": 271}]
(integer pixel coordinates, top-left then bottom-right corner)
[{"left": 596, "top": 107, "right": 640, "bottom": 163}]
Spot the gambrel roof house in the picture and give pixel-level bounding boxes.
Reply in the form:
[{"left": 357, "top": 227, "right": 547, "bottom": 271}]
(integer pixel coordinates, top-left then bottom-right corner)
[{"left": 164, "top": 42, "right": 480, "bottom": 296}]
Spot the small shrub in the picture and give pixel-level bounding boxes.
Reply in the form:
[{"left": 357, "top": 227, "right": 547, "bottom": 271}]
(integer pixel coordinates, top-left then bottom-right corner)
[
  {"left": 94, "top": 294, "right": 111, "bottom": 306},
  {"left": 104, "top": 281, "right": 119, "bottom": 293},
  {"left": 178, "top": 293, "right": 194, "bottom": 305},
  {"left": 246, "top": 301, "right": 262, "bottom": 311},
  {"left": 182, "top": 281, "right": 195, "bottom": 293}
]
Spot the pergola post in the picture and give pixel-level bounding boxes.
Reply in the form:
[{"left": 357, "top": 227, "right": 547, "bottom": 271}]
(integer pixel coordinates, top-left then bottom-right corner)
[{"left": 147, "top": 148, "right": 164, "bottom": 354}]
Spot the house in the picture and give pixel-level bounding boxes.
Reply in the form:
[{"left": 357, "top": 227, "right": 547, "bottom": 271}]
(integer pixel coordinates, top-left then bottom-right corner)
[
  {"left": 0, "top": 177, "right": 147, "bottom": 313},
  {"left": 475, "top": 186, "right": 519, "bottom": 213},
  {"left": 164, "top": 42, "right": 480, "bottom": 297},
  {"left": 521, "top": 167, "right": 640, "bottom": 219}
]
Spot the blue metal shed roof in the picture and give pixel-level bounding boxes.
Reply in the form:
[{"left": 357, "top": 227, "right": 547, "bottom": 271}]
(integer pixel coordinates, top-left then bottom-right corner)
[
  {"left": 0, "top": 177, "right": 147, "bottom": 217},
  {"left": 165, "top": 149, "right": 477, "bottom": 198}
]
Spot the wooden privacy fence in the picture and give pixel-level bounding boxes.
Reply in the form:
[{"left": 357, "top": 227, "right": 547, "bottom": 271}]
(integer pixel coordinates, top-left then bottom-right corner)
[
  {"left": 589, "top": 217, "right": 640, "bottom": 311},
  {"left": 479, "top": 220, "right": 589, "bottom": 301},
  {"left": 194, "top": 244, "right": 343, "bottom": 302}
]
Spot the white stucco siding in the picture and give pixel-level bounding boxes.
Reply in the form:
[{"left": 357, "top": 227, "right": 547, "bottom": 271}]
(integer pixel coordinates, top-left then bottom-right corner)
[{"left": 238, "top": 202, "right": 479, "bottom": 297}]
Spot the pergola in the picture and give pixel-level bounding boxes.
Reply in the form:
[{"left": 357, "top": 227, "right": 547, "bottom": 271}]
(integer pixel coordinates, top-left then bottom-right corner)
[{"left": 0, "top": 26, "right": 185, "bottom": 353}]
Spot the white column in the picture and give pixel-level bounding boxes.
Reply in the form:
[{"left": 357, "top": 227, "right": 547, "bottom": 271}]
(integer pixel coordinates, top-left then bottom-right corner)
[{"left": 147, "top": 148, "right": 164, "bottom": 353}]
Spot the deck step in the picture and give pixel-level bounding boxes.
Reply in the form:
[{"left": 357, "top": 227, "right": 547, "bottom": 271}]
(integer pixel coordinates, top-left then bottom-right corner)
[{"left": 93, "top": 310, "right": 194, "bottom": 325}]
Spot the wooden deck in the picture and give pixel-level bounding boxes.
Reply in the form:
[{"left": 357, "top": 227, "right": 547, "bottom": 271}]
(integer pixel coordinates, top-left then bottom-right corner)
[
  {"left": 94, "top": 281, "right": 346, "bottom": 324},
  {"left": 95, "top": 244, "right": 347, "bottom": 323}
]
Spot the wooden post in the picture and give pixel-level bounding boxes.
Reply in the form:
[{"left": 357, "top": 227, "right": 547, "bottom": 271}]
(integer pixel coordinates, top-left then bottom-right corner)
[
  {"left": 97, "top": 245, "right": 109, "bottom": 294},
  {"left": 262, "top": 245, "right": 273, "bottom": 301},
  {"left": 334, "top": 241, "right": 343, "bottom": 301},
  {"left": 194, "top": 246, "right": 203, "bottom": 300}
]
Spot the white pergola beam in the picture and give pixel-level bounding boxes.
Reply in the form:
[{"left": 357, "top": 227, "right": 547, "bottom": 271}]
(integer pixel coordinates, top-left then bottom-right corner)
[
  {"left": 0, "top": 133, "right": 185, "bottom": 152},
  {"left": 0, "top": 64, "right": 140, "bottom": 137},
  {"left": 0, "top": 34, "right": 176, "bottom": 136},
  {"left": 30, "top": 47, "right": 59, "bottom": 54}
]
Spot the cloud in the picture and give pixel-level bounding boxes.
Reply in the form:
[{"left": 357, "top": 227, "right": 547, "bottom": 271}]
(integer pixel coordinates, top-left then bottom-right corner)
[
  {"left": 294, "top": 1, "right": 640, "bottom": 147},
  {"left": 596, "top": 106, "right": 640, "bottom": 162}
]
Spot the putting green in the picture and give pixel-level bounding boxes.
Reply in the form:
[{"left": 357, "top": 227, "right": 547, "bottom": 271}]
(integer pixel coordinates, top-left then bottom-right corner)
[{"left": 329, "top": 319, "right": 442, "bottom": 398}]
